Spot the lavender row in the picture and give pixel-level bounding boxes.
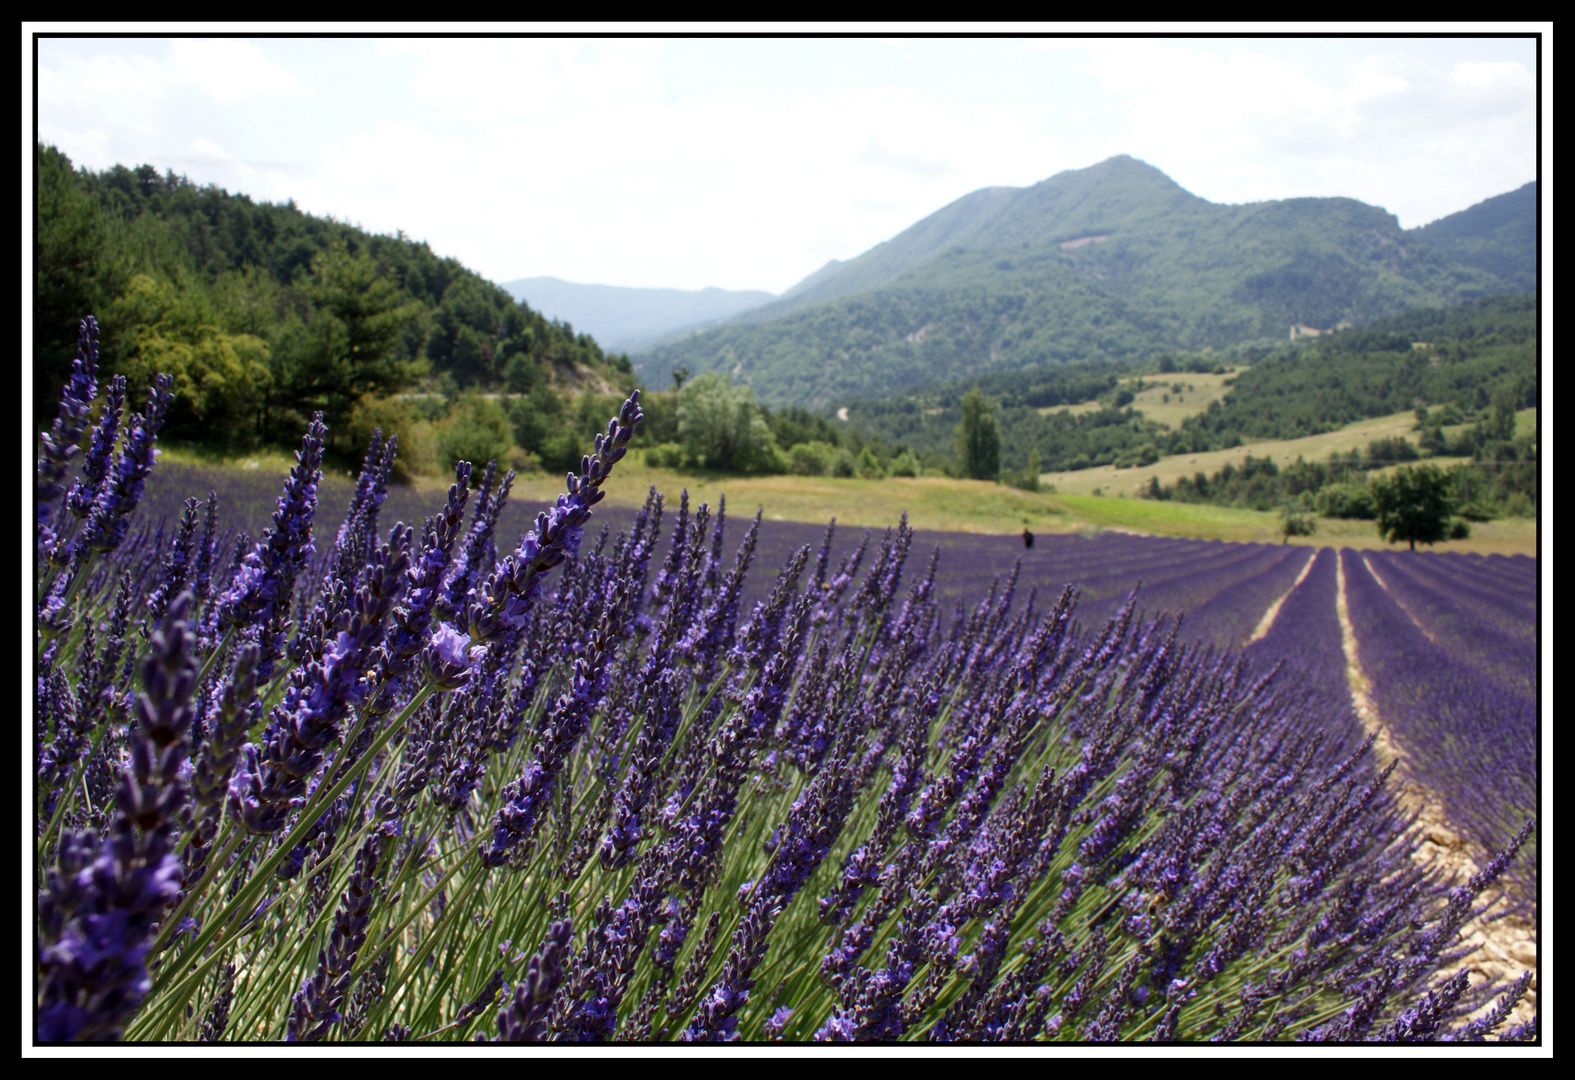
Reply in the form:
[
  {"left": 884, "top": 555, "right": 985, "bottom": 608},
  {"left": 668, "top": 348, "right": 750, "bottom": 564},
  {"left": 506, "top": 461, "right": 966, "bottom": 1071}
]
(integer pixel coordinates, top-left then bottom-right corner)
[
  {"left": 1181, "top": 547, "right": 1314, "bottom": 650},
  {"left": 1244, "top": 550, "right": 1366, "bottom": 762},
  {"left": 1339, "top": 550, "right": 1537, "bottom": 920},
  {"left": 1363, "top": 553, "right": 1535, "bottom": 704},
  {"left": 1366, "top": 550, "right": 1536, "bottom": 638},
  {"left": 1109, "top": 545, "right": 1302, "bottom": 637}
]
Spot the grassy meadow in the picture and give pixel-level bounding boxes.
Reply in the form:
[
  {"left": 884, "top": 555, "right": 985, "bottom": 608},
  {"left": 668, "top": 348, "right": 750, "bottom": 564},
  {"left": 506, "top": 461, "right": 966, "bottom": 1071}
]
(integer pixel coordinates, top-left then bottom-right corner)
[{"left": 157, "top": 404, "right": 1537, "bottom": 558}]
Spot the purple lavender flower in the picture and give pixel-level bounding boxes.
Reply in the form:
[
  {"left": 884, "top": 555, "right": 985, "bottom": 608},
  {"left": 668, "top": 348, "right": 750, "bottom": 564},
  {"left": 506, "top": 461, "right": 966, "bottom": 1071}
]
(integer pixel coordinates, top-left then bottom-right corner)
[
  {"left": 217, "top": 414, "right": 327, "bottom": 670},
  {"left": 495, "top": 920, "right": 573, "bottom": 1042},
  {"left": 286, "top": 834, "right": 384, "bottom": 1042},
  {"left": 421, "top": 622, "right": 474, "bottom": 690},
  {"left": 467, "top": 390, "right": 642, "bottom": 644},
  {"left": 63, "top": 374, "right": 125, "bottom": 524},
  {"left": 37, "top": 316, "right": 101, "bottom": 558},
  {"left": 80, "top": 374, "right": 175, "bottom": 556},
  {"left": 36, "top": 593, "right": 198, "bottom": 1041}
]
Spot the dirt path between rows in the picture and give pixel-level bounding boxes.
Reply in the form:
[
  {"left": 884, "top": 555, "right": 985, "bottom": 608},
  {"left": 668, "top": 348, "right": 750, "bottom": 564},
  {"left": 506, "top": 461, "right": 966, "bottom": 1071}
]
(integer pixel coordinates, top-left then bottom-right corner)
[
  {"left": 1246, "top": 549, "right": 1317, "bottom": 644},
  {"left": 1333, "top": 553, "right": 1536, "bottom": 1032}
]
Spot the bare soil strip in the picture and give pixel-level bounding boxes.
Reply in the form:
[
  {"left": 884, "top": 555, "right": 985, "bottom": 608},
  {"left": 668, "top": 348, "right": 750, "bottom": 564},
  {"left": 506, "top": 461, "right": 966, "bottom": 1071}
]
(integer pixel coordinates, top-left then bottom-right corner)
[
  {"left": 1333, "top": 552, "right": 1536, "bottom": 1030},
  {"left": 1246, "top": 549, "right": 1317, "bottom": 644}
]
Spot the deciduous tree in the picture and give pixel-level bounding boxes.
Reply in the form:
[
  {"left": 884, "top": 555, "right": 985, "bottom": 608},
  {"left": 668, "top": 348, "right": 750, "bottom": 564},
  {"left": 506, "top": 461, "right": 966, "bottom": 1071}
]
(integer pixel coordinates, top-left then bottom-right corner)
[{"left": 1371, "top": 464, "right": 1453, "bottom": 551}]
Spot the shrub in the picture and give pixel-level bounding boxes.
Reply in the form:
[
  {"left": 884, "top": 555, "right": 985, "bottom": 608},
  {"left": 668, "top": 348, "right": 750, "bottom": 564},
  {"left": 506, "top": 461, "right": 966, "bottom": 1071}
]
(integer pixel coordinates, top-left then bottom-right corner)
[
  {"left": 1316, "top": 482, "right": 1376, "bottom": 519},
  {"left": 887, "top": 449, "right": 920, "bottom": 478},
  {"left": 345, "top": 393, "right": 435, "bottom": 480},
  {"left": 645, "top": 442, "right": 686, "bottom": 469},
  {"left": 677, "top": 372, "right": 775, "bottom": 472},
  {"left": 436, "top": 395, "right": 512, "bottom": 474},
  {"left": 854, "top": 445, "right": 884, "bottom": 479},
  {"left": 508, "top": 388, "right": 561, "bottom": 457},
  {"left": 788, "top": 440, "right": 834, "bottom": 476}
]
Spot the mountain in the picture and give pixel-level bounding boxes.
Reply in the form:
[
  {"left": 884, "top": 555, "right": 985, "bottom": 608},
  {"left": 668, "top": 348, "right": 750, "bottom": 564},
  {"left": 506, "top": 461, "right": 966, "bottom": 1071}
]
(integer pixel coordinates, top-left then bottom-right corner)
[
  {"left": 732, "top": 185, "right": 1022, "bottom": 324},
  {"left": 639, "top": 156, "right": 1534, "bottom": 409},
  {"left": 1407, "top": 182, "right": 1537, "bottom": 294},
  {"left": 501, "top": 276, "right": 774, "bottom": 354}
]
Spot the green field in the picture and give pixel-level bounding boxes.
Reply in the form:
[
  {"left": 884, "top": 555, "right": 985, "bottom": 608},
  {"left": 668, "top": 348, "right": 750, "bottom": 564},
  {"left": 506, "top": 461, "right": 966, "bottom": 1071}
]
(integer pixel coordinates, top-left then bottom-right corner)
[
  {"left": 161, "top": 407, "right": 1536, "bottom": 557},
  {"left": 460, "top": 460, "right": 1537, "bottom": 555}
]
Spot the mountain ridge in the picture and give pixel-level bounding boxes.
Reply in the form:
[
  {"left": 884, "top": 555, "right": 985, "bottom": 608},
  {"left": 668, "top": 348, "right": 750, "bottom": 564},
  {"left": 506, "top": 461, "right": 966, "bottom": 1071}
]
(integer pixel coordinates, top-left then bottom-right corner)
[
  {"left": 637, "top": 156, "right": 1534, "bottom": 409},
  {"left": 502, "top": 275, "right": 775, "bottom": 354}
]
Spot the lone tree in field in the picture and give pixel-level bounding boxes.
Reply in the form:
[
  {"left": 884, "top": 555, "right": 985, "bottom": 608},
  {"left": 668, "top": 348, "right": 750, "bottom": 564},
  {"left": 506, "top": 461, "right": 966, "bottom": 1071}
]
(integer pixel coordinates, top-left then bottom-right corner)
[
  {"left": 1370, "top": 463, "right": 1453, "bottom": 551},
  {"left": 1279, "top": 496, "right": 1318, "bottom": 545},
  {"left": 956, "top": 388, "right": 1001, "bottom": 481},
  {"left": 677, "top": 371, "right": 772, "bottom": 472}
]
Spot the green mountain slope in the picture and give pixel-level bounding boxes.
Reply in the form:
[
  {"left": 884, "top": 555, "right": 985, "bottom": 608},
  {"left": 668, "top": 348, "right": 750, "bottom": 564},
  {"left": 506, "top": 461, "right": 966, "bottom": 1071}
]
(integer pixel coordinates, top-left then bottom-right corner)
[
  {"left": 502, "top": 276, "right": 774, "bottom": 353},
  {"left": 841, "top": 292, "right": 1535, "bottom": 475},
  {"left": 640, "top": 156, "right": 1532, "bottom": 409},
  {"left": 1408, "top": 181, "right": 1537, "bottom": 293},
  {"left": 732, "top": 184, "right": 1022, "bottom": 323}
]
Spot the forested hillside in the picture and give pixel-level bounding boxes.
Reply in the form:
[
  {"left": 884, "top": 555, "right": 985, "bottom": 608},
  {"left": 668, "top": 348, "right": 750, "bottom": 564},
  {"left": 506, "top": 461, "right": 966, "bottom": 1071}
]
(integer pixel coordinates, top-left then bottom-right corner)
[
  {"left": 641, "top": 156, "right": 1534, "bottom": 409},
  {"left": 843, "top": 293, "right": 1537, "bottom": 477},
  {"left": 35, "top": 144, "right": 632, "bottom": 455},
  {"left": 1410, "top": 182, "right": 1537, "bottom": 294}
]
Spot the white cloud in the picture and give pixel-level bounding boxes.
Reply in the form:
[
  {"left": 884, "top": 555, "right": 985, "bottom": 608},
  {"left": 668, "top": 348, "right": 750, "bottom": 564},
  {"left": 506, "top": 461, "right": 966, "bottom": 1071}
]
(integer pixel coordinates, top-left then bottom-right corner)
[
  {"left": 300, "top": 78, "right": 1070, "bottom": 292},
  {"left": 1450, "top": 60, "right": 1535, "bottom": 92},
  {"left": 38, "top": 49, "right": 174, "bottom": 134},
  {"left": 378, "top": 39, "right": 656, "bottom": 124},
  {"left": 1069, "top": 42, "right": 1534, "bottom": 227},
  {"left": 166, "top": 39, "right": 311, "bottom": 104}
]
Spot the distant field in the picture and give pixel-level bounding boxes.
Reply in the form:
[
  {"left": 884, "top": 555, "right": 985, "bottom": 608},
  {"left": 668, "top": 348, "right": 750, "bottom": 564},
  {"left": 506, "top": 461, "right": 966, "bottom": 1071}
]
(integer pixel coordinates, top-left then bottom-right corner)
[
  {"left": 1124, "top": 369, "right": 1242, "bottom": 427},
  {"left": 1035, "top": 368, "right": 1241, "bottom": 423},
  {"left": 1053, "top": 495, "right": 1535, "bottom": 555},
  {"left": 159, "top": 406, "right": 1536, "bottom": 557},
  {"left": 437, "top": 459, "right": 1535, "bottom": 556},
  {"left": 1044, "top": 411, "right": 1423, "bottom": 497},
  {"left": 470, "top": 464, "right": 1075, "bottom": 537}
]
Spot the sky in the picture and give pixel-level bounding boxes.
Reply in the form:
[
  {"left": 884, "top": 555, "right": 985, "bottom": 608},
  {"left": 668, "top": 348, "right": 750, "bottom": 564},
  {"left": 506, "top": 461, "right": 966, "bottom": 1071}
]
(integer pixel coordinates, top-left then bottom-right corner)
[{"left": 31, "top": 28, "right": 1543, "bottom": 296}]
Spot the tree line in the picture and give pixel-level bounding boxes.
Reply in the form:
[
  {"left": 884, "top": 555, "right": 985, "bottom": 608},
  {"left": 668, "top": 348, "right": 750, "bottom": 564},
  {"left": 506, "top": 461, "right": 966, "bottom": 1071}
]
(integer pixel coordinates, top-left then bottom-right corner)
[{"left": 35, "top": 144, "right": 632, "bottom": 468}]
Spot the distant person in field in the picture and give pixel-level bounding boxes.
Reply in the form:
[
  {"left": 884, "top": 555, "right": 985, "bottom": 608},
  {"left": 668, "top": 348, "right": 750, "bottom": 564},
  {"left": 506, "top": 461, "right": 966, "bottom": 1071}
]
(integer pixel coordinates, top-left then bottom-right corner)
[{"left": 1023, "top": 528, "right": 1035, "bottom": 549}]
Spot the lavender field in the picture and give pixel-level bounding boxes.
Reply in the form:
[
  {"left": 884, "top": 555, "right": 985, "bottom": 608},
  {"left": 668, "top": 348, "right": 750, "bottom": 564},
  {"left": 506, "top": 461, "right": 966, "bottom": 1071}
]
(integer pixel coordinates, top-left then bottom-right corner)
[{"left": 34, "top": 326, "right": 1540, "bottom": 1043}]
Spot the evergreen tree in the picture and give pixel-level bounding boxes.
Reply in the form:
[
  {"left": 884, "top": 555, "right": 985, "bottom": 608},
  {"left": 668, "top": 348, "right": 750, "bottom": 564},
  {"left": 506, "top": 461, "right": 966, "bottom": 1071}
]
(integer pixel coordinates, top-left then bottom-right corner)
[
  {"left": 270, "top": 241, "right": 425, "bottom": 449},
  {"left": 955, "top": 388, "right": 1001, "bottom": 481}
]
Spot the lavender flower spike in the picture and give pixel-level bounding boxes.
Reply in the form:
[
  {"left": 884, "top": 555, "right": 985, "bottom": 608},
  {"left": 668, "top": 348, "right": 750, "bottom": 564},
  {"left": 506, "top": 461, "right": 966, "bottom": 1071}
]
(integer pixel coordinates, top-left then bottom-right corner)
[
  {"left": 218, "top": 413, "right": 327, "bottom": 672},
  {"left": 422, "top": 622, "right": 476, "bottom": 690},
  {"left": 495, "top": 920, "right": 574, "bottom": 1042},
  {"left": 81, "top": 374, "right": 175, "bottom": 555},
  {"left": 37, "top": 316, "right": 100, "bottom": 557},
  {"left": 36, "top": 592, "right": 198, "bottom": 1041},
  {"left": 468, "top": 390, "right": 642, "bottom": 644}
]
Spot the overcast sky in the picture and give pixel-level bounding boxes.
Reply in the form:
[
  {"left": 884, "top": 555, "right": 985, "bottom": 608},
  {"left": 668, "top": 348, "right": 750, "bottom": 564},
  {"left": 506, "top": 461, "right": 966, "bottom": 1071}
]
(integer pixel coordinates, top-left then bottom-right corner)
[{"left": 32, "top": 29, "right": 1542, "bottom": 295}]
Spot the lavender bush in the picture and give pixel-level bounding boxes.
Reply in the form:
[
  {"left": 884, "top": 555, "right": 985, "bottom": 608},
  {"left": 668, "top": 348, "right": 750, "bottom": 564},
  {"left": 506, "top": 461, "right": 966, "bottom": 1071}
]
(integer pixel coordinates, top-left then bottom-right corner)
[{"left": 33, "top": 317, "right": 1539, "bottom": 1043}]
